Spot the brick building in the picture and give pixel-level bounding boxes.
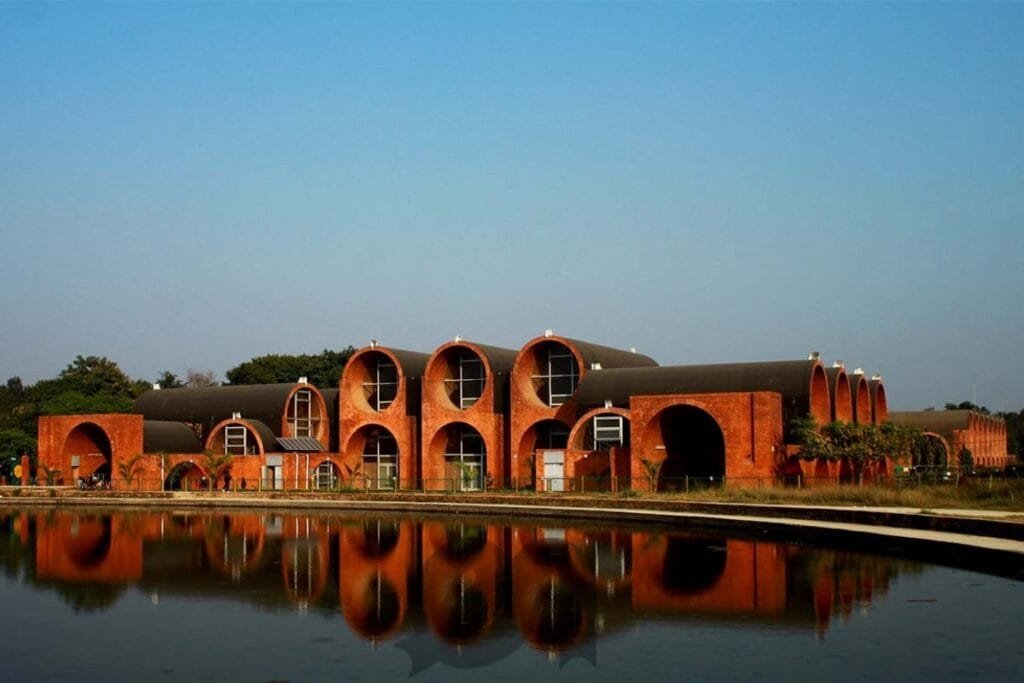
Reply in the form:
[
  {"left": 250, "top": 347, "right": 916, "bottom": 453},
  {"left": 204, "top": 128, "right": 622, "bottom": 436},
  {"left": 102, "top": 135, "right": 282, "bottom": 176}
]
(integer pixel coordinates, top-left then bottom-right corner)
[{"left": 33, "top": 332, "right": 1010, "bottom": 491}]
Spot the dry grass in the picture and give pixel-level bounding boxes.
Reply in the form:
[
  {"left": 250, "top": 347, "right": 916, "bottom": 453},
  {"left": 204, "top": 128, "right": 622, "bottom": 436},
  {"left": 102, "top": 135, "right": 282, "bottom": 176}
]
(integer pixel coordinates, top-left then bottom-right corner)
[{"left": 671, "top": 480, "right": 1024, "bottom": 511}]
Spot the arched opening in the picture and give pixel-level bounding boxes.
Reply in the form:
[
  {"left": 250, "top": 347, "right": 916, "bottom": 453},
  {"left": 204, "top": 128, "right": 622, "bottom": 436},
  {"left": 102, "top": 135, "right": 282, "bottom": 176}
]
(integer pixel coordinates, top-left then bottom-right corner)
[
  {"left": 656, "top": 405, "right": 725, "bottom": 491},
  {"left": 526, "top": 341, "right": 580, "bottom": 408},
  {"left": 361, "top": 426, "right": 399, "bottom": 490},
  {"left": 313, "top": 461, "right": 340, "bottom": 490},
  {"left": 207, "top": 422, "right": 262, "bottom": 456},
  {"left": 165, "top": 461, "right": 206, "bottom": 491},
  {"left": 519, "top": 419, "right": 571, "bottom": 489},
  {"left": 62, "top": 423, "right": 113, "bottom": 483},
  {"left": 573, "top": 412, "right": 630, "bottom": 452},
  {"left": 286, "top": 387, "right": 326, "bottom": 440},
  {"left": 439, "top": 347, "right": 486, "bottom": 410},
  {"left": 810, "top": 365, "right": 832, "bottom": 425},
  {"left": 442, "top": 423, "right": 486, "bottom": 491},
  {"left": 660, "top": 537, "right": 727, "bottom": 595},
  {"left": 913, "top": 434, "right": 949, "bottom": 472},
  {"left": 838, "top": 459, "right": 854, "bottom": 484},
  {"left": 347, "top": 350, "right": 400, "bottom": 413}
]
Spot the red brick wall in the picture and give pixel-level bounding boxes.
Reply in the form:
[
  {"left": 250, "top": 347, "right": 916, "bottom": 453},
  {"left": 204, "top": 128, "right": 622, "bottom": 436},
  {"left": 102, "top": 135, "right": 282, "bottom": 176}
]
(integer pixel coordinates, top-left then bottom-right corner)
[
  {"left": 37, "top": 414, "right": 144, "bottom": 484},
  {"left": 420, "top": 341, "right": 510, "bottom": 489},
  {"left": 630, "top": 392, "right": 785, "bottom": 484},
  {"left": 340, "top": 347, "right": 421, "bottom": 488}
]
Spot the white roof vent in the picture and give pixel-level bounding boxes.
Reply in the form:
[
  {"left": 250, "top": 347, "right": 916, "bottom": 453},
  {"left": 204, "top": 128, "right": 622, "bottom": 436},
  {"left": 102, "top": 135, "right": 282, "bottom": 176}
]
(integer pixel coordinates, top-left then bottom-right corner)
[
  {"left": 298, "top": 376, "right": 308, "bottom": 384},
  {"left": 591, "top": 362, "right": 602, "bottom": 370},
  {"left": 454, "top": 334, "right": 463, "bottom": 343},
  {"left": 853, "top": 367, "right": 864, "bottom": 375},
  {"left": 871, "top": 373, "right": 883, "bottom": 382},
  {"left": 832, "top": 360, "right": 844, "bottom": 368},
  {"left": 231, "top": 412, "right": 241, "bottom": 420},
  {"left": 603, "top": 400, "right": 613, "bottom": 409},
  {"left": 808, "top": 351, "right": 820, "bottom": 360},
  {"left": 544, "top": 329, "right": 553, "bottom": 337},
  {"left": 152, "top": 383, "right": 161, "bottom": 390},
  {"left": 630, "top": 347, "right": 637, "bottom": 354},
  {"left": 369, "top": 339, "right": 378, "bottom": 348}
]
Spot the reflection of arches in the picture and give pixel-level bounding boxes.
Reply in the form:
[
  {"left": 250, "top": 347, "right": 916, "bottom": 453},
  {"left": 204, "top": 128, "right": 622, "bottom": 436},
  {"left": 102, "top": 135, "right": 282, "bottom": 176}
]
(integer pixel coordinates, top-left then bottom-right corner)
[
  {"left": 202, "top": 516, "right": 265, "bottom": 579},
  {"left": 62, "top": 423, "right": 113, "bottom": 478},
  {"left": 65, "top": 517, "right": 113, "bottom": 570},
  {"left": 660, "top": 537, "right": 727, "bottom": 595},
  {"left": 354, "top": 573, "right": 402, "bottom": 637},
  {"left": 282, "top": 536, "right": 328, "bottom": 605},
  {"left": 438, "top": 575, "right": 490, "bottom": 644},
  {"left": 656, "top": 405, "right": 725, "bottom": 490},
  {"left": 358, "top": 520, "right": 400, "bottom": 559},
  {"left": 568, "top": 531, "right": 632, "bottom": 590},
  {"left": 441, "top": 523, "right": 488, "bottom": 561}
]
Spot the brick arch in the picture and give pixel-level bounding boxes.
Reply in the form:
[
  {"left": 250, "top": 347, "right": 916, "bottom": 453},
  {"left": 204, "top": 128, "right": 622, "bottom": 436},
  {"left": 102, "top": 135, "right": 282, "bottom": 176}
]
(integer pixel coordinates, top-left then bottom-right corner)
[
  {"left": 61, "top": 421, "right": 113, "bottom": 480},
  {"left": 342, "top": 347, "right": 410, "bottom": 416},
  {"left": 637, "top": 398, "right": 731, "bottom": 472},
  {"left": 205, "top": 418, "right": 273, "bottom": 455},
  {"left": 568, "top": 407, "right": 631, "bottom": 452},
  {"left": 643, "top": 403, "right": 726, "bottom": 490},
  {"left": 511, "top": 337, "right": 585, "bottom": 411}
]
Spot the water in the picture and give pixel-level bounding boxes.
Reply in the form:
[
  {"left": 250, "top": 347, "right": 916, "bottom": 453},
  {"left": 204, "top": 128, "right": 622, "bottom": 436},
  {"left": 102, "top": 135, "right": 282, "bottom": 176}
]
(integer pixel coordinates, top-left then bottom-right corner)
[{"left": 0, "top": 506, "right": 1021, "bottom": 682}]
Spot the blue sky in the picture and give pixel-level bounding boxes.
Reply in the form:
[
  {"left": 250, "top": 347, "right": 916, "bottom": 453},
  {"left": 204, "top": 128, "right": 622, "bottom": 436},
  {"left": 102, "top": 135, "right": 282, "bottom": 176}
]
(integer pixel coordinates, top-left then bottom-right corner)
[{"left": 1, "top": 2, "right": 1022, "bottom": 410}]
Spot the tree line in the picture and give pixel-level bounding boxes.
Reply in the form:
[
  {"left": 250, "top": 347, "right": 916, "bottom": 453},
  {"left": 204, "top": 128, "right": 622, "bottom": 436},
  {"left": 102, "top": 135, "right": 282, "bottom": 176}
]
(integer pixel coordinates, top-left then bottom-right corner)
[{"left": 0, "top": 348, "right": 355, "bottom": 473}]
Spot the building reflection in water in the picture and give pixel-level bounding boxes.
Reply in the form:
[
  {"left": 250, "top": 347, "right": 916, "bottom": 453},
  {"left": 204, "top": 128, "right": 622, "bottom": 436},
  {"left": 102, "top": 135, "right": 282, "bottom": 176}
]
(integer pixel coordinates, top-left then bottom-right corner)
[{"left": 0, "top": 508, "right": 919, "bottom": 645}]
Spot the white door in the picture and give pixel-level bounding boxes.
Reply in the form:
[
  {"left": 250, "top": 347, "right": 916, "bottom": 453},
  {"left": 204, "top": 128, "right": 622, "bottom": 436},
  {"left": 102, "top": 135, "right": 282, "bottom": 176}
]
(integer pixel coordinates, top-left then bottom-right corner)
[{"left": 543, "top": 451, "right": 565, "bottom": 492}]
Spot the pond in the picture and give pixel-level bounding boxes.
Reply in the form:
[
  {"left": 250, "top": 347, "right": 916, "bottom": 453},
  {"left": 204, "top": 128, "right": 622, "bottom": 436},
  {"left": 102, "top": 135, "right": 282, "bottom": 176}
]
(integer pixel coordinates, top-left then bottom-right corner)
[{"left": 0, "top": 506, "right": 1021, "bottom": 682}]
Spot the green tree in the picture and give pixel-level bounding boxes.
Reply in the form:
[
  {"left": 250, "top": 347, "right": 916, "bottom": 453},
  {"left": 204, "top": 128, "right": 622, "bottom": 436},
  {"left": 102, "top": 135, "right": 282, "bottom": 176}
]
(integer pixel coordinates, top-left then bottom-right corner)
[
  {"left": 200, "top": 450, "right": 234, "bottom": 491},
  {"left": 117, "top": 453, "right": 146, "bottom": 490},
  {"left": 154, "top": 371, "right": 184, "bottom": 389},
  {"left": 225, "top": 347, "right": 355, "bottom": 387}
]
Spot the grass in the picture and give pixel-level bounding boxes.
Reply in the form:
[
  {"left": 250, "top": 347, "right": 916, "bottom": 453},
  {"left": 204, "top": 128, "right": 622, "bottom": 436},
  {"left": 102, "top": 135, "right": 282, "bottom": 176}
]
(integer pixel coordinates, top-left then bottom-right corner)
[{"left": 669, "top": 480, "right": 1024, "bottom": 511}]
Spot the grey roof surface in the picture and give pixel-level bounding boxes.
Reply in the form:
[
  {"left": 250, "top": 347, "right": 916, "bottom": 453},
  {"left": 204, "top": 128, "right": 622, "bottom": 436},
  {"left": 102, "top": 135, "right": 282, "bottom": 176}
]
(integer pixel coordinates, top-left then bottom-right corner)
[
  {"left": 575, "top": 360, "right": 821, "bottom": 409},
  {"left": 142, "top": 420, "right": 201, "bottom": 454},
  {"left": 888, "top": 410, "right": 975, "bottom": 439},
  {"left": 384, "top": 347, "right": 432, "bottom": 378},
  {"left": 240, "top": 419, "right": 280, "bottom": 454},
  {"left": 464, "top": 341, "right": 519, "bottom": 374},
  {"left": 551, "top": 337, "right": 659, "bottom": 370},
  {"left": 134, "top": 383, "right": 310, "bottom": 437},
  {"left": 276, "top": 437, "right": 326, "bottom": 452}
]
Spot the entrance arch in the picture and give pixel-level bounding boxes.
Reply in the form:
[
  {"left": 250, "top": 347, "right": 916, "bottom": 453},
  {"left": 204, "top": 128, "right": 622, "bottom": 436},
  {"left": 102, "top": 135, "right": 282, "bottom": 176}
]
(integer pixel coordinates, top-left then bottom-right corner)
[
  {"left": 655, "top": 405, "right": 725, "bottom": 491},
  {"left": 165, "top": 461, "right": 205, "bottom": 491},
  {"left": 62, "top": 422, "right": 113, "bottom": 482}
]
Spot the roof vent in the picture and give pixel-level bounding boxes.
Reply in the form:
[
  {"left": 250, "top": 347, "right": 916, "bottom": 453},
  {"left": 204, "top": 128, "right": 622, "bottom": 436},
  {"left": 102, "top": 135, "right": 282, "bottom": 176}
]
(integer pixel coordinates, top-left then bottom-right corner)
[
  {"left": 853, "top": 367, "right": 864, "bottom": 375},
  {"left": 832, "top": 360, "right": 844, "bottom": 368},
  {"left": 454, "top": 334, "right": 463, "bottom": 343},
  {"left": 591, "top": 362, "right": 602, "bottom": 370},
  {"left": 369, "top": 339, "right": 378, "bottom": 348},
  {"left": 298, "top": 376, "right": 308, "bottom": 384},
  {"left": 604, "top": 400, "right": 613, "bottom": 409},
  {"left": 544, "top": 329, "right": 553, "bottom": 337},
  {"left": 630, "top": 347, "right": 637, "bottom": 354},
  {"left": 152, "top": 383, "right": 161, "bottom": 390},
  {"left": 808, "top": 351, "right": 820, "bottom": 361},
  {"left": 871, "top": 373, "right": 882, "bottom": 382},
  {"left": 231, "top": 412, "right": 241, "bottom": 420}
]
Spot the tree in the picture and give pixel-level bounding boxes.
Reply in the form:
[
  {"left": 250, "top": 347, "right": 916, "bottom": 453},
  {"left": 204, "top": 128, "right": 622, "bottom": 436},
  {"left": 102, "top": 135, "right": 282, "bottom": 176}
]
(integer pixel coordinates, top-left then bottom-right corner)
[
  {"left": 55, "top": 356, "right": 135, "bottom": 400},
  {"left": 225, "top": 347, "right": 356, "bottom": 387},
  {"left": 185, "top": 369, "right": 219, "bottom": 388},
  {"left": 117, "top": 453, "right": 146, "bottom": 490},
  {"left": 154, "top": 371, "right": 184, "bottom": 389},
  {"left": 945, "top": 400, "right": 990, "bottom": 415},
  {"left": 201, "top": 450, "right": 234, "bottom": 491},
  {"left": 958, "top": 447, "right": 974, "bottom": 476}
]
